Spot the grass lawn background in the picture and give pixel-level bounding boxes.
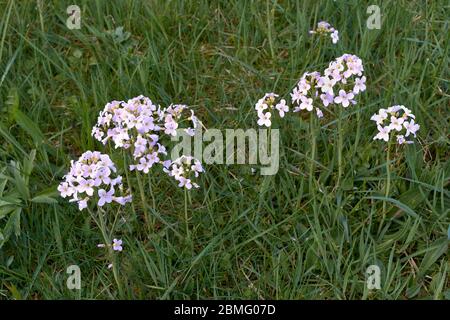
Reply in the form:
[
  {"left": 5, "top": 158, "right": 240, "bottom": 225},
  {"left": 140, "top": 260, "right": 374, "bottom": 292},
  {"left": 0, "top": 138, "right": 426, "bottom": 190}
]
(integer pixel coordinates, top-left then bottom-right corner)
[{"left": 0, "top": 0, "right": 448, "bottom": 299}]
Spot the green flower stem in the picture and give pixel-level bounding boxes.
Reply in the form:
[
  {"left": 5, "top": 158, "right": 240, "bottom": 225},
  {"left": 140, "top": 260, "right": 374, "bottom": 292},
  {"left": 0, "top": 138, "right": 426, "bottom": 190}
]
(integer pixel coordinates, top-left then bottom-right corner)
[
  {"left": 122, "top": 153, "right": 136, "bottom": 216},
  {"left": 184, "top": 188, "right": 190, "bottom": 240},
  {"left": 309, "top": 115, "right": 317, "bottom": 190},
  {"left": 135, "top": 170, "right": 151, "bottom": 230},
  {"left": 383, "top": 140, "right": 391, "bottom": 214},
  {"left": 88, "top": 207, "right": 123, "bottom": 297},
  {"left": 147, "top": 174, "right": 156, "bottom": 210},
  {"left": 337, "top": 107, "right": 344, "bottom": 189}
]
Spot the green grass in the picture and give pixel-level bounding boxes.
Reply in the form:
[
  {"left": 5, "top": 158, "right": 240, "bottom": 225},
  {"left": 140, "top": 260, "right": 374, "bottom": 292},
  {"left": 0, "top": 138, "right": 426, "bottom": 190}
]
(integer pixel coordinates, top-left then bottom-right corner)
[{"left": 0, "top": 0, "right": 449, "bottom": 299}]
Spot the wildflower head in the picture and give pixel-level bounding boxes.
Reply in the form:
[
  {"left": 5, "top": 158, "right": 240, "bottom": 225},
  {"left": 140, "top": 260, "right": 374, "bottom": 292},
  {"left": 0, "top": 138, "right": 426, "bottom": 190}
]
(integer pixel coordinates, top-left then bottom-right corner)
[
  {"left": 319, "top": 54, "right": 366, "bottom": 108},
  {"left": 309, "top": 21, "right": 339, "bottom": 44},
  {"left": 255, "top": 93, "right": 288, "bottom": 127},
  {"left": 58, "top": 151, "right": 132, "bottom": 211},
  {"left": 92, "top": 96, "right": 200, "bottom": 174},
  {"left": 163, "top": 104, "right": 200, "bottom": 137},
  {"left": 164, "top": 155, "right": 204, "bottom": 189},
  {"left": 371, "top": 105, "right": 419, "bottom": 144},
  {"left": 112, "top": 239, "right": 123, "bottom": 251},
  {"left": 290, "top": 72, "right": 324, "bottom": 118}
]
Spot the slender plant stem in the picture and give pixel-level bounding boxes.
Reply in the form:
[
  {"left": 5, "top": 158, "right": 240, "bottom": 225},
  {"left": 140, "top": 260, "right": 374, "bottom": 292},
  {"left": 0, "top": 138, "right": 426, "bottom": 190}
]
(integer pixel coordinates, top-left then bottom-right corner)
[
  {"left": 122, "top": 153, "right": 136, "bottom": 215},
  {"left": 88, "top": 207, "right": 123, "bottom": 297},
  {"left": 337, "top": 107, "right": 344, "bottom": 188},
  {"left": 266, "top": 0, "right": 275, "bottom": 60},
  {"left": 383, "top": 141, "right": 391, "bottom": 214},
  {"left": 309, "top": 115, "right": 317, "bottom": 191},
  {"left": 135, "top": 171, "right": 151, "bottom": 230},
  {"left": 184, "top": 188, "right": 190, "bottom": 240},
  {"left": 147, "top": 174, "right": 156, "bottom": 210}
]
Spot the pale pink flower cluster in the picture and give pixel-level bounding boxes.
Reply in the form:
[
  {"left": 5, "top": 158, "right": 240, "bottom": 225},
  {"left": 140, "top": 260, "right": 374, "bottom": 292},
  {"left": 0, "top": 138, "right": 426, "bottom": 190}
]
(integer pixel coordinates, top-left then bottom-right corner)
[
  {"left": 289, "top": 54, "right": 365, "bottom": 119},
  {"left": 58, "top": 151, "right": 132, "bottom": 211},
  {"left": 309, "top": 21, "right": 339, "bottom": 44},
  {"left": 91, "top": 95, "right": 199, "bottom": 173},
  {"left": 371, "top": 105, "right": 420, "bottom": 144},
  {"left": 323, "top": 54, "right": 365, "bottom": 106},
  {"left": 163, "top": 155, "right": 204, "bottom": 189},
  {"left": 290, "top": 71, "right": 325, "bottom": 118},
  {"left": 255, "top": 93, "right": 288, "bottom": 127}
]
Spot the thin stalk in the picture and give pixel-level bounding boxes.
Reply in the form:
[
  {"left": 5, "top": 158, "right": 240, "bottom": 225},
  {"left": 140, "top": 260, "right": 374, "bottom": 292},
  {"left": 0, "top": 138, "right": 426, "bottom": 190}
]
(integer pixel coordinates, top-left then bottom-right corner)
[
  {"left": 122, "top": 153, "right": 136, "bottom": 215},
  {"left": 184, "top": 188, "right": 190, "bottom": 240},
  {"left": 383, "top": 141, "right": 391, "bottom": 213},
  {"left": 147, "top": 174, "right": 156, "bottom": 210},
  {"left": 337, "top": 107, "right": 344, "bottom": 188},
  {"left": 266, "top": 0, "right": 275, "bottom": 60},
  {"left": 88, "top": 207, "right": 123, "bottom": 297},
  {"left": 135, "top": 171, "right": 151, "bottom": 230},
  {"left": 309, "top": 115, "right": 317, "bottom": 191}
]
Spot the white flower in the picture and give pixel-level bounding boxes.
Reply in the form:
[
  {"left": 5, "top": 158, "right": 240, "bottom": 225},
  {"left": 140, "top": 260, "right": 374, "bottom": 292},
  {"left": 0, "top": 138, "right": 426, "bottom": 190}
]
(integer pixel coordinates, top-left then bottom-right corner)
[
  {"left": 290, "top": 87, "right": 302, "bottom": 104},
  {"left": 387, "top": 105, "right": 402, "bottom": 113},
  {"left": 112, "top": 239, "right": 123, "bottom": 251},
  {"left": 334, "top": 90, "right": 354, "bottom": 108},
  {"left": 400, "top": 106, "right": 415, "bottom": 119},
  {"left": 136, "top": 157, "right": 152, "bottom": 173},
  {"left": 404, "top": 119, "right": 420, "bottom": 137},
  {"left": 257, "top": 111, "right": 272, "bottom": 127},
  {"left": 178, "top": 177, "right": 193, "bottom": 189},
  {"left": 191, "top": 160, "right": 204, "bottom": 177},
  {"left": 388, "top": 116, "right": 405, "bottom": 131},
  {"left": 315, "top": 108, "right": 324, "bottom": 118},
  {"left": 331, "top": 30, "right": 339, "bottom": 44},
  {"left": 353, "top": 76, "right": 366, "bottom": 94},
  {"left": 57, "top": 182, "right": 74, "bottom": 198},
  {"left": 297, "top": 79, "right": 311, "bottom": 94},
  {"left": 370, "top": 109, "right": 387, "bottom": 125},
  {"left": 78, "top": 198, "right": 88, "bottom": 211},
  {"left": 275, "top": 99, "right": 289, "bottom": 117},
  {"left": 374, "top": 125, "right": 390, "bottom": 142},
  {"left": 299, "top": 96, "right": 313, "bottom": 111},
  {"left": 255, "top": 99, "right": 268, "bottom": 113},
  {"left": 320, "top": 93, "right": 334, "bottom": 107},
  {"left": 98, "top": 188, "right": 114, "bottom": 206},
  {"left": 397, "top": 135, "right": 406, "bottom": 144},
  {"left": 164, "top": 117, "right": 178, "bottom": 136},
  {"left": 318, "top": 76, "right": 335, "bottom": 94}
]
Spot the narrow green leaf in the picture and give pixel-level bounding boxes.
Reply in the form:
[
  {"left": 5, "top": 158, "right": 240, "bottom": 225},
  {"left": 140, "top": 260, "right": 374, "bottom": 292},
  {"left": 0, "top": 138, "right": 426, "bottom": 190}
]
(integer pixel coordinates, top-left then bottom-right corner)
[
  {"left": 31, "top": 195, "right": 58, "bottom": 204},
  {"left": 10, "top": 161, "right": 29, "bottom": 200},
  {"left": 0, "top": 122, "right": 28, "bottom": 157},
  {"left": 418, "top": 238, "right": 448, "bottom": 278},
  {"left": 23, "top": 149, "right": 36, "bottom": 180},
  {"left": 12, "top": 108, "right": 45, "bottom": 146},
  {"left": 366, "top": 196, "right": 419, "bottom": 218}
]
